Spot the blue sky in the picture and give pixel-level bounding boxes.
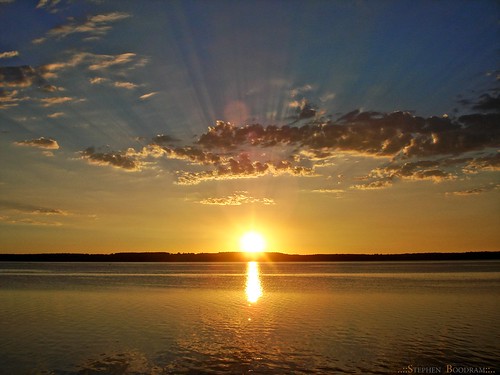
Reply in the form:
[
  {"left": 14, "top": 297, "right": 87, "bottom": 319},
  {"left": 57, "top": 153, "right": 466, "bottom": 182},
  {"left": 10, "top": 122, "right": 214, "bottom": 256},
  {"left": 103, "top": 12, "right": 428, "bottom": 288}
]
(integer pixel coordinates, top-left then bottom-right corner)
[{"left": 0, "top": 0, "right": 498, "bottom": 253}]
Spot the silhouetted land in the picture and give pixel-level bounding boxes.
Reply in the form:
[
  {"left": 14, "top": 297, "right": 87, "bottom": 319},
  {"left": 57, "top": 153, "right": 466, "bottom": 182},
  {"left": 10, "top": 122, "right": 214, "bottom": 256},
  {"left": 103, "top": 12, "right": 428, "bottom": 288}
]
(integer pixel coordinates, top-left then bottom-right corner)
[{"left": 0, "top": 251, "right": 499, "bottom": 262}]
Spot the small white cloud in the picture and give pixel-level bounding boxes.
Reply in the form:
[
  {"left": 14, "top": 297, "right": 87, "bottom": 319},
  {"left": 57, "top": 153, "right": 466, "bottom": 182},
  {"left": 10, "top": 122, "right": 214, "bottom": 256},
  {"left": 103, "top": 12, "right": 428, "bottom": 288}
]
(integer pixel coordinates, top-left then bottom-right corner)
[{"left": 0, "top": 51, "right": 19, "bottom": 59}]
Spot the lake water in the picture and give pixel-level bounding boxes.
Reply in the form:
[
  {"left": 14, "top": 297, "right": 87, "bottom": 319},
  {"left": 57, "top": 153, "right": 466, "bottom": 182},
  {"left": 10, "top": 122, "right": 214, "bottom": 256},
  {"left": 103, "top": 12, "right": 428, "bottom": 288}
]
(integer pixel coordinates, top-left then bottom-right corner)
[{"left": 0, "top": 261, "right": 498, "bottom": 374}]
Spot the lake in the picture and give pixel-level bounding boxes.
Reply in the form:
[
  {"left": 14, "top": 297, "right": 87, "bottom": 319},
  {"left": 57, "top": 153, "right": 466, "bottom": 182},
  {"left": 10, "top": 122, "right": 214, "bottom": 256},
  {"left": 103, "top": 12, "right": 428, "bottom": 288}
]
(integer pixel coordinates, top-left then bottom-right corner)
[{"left": 0, "top": 261, "right": 498, "bottom": 374}]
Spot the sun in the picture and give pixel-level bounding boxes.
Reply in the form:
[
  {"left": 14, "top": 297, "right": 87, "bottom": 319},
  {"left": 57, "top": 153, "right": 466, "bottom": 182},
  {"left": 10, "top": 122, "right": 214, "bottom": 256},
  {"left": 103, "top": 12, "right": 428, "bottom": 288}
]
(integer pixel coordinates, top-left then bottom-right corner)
[{"left": 240, "top": 231, "right": 266, "bottom": 253}]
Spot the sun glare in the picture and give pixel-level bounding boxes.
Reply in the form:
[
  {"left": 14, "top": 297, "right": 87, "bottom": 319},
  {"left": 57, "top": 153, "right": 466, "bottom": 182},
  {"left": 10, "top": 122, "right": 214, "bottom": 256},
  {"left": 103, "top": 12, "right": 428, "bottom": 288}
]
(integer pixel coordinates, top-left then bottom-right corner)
[{"left": 240, "top": 231, "right": 266, "bottom": 253}]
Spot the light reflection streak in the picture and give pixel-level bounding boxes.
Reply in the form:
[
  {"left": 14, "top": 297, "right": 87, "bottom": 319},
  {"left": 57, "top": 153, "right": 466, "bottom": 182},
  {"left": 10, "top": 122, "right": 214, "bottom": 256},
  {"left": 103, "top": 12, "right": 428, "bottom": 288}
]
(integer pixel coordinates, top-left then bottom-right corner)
[{"left": 245, "top": 261, "right": 263, "bottom": 303}]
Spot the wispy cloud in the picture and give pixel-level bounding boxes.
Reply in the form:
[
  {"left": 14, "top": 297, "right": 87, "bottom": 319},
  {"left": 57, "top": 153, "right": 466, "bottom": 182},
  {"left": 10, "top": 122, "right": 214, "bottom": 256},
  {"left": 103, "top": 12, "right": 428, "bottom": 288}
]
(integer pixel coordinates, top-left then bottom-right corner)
[
  {"left": 447, "top": 184, "right": 499, "bottom": 197},
  {"left": 88, "top": 52, "right": 140, "bottom": 70},
  {"left": 0, "top": 217, "right": 63, "bottom": 226},
  {"left": 0, "top": 50, "right": 19, "bottom": 59},
  {"left": 14, "top": 137, "right": 60, "bottom": 149},
  {"left": 351, "top": 180, "right": 393, "bottom": 190},
  {"left": 311, "top": 188, "right": 344, "bottom": 194},
  {"left": 0, "top": 200, "right": 68, "bottom": 226},
  {"left": 89, "top": 77, "right": 139, "bottom": 90},
  {"left": 198, "top": 191, "right": 275, "bottom": 206},
  {"left": 41, "top": 52, "right": 147, "bottom": 77},
  {"left": 89, "top": 77, "right": 108, "bottom": 85},
  {"left": 40, "top": 96, "right": 77, "bottom": 107},
  {"left": 0, "top": 200, "right": 68, "bottom": 215},
  {"left": 463, "top": 153, "right": 500, "bottom": 173},
  {"left": 139, "top": 92, "right": 157, "bottom": 100},
  {"left": 113, "top": 81, "right": 139, "bottom": 90},
  {"left": 47, "top": 111, "right": 65, "bottom": 118},
  {"left": 33, "top": 12, "right": 131, "bottom": 43},
  {"left": 0, "top": 88, "right": 24, "bottom": 109},
  {"left": 36, "top": 0, "right": 61, "bottom": 12}
]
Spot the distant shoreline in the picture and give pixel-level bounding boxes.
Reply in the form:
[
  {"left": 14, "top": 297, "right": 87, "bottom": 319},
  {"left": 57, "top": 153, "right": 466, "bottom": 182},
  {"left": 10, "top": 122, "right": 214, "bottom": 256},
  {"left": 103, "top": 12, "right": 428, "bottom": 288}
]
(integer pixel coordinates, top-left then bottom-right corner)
[{"left": 0, "top": 251, "right": 499, "bottom": 262}]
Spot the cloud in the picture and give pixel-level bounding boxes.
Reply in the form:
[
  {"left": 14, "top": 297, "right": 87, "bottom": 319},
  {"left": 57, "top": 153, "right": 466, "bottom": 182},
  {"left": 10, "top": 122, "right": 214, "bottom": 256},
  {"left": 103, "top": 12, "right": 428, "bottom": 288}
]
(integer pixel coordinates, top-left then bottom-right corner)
[
  {"left": 372, "top": 160, "right": 456, "bottom": 183},
  {"left": 80, "top": 147, "right": 139, "bottom": 171},
  {"left": 47, "top": 111, "right": 65, "bottom": 118},
  {"left": 89, "top": 77, "right": 108, "bottom": 85},
  {"left": 113, "top": 81, "right": 138, "bottom": 90},
  {"left": 36, "top": 0, "right": 61, "bottom": 11},
  {"left": 0, "top": 52, "right": 145, "bottom": 110},
  {"left": 151, "top": 134, "right": 179, "bottom": 145},
  {"left": 174, "top": 158, "right": 313, "bottom": 186},
  {"left": 311, "top": 188, "right": 344, "bottom": 194},
  {"left": 0, "top": 217, "right": 63, "bottom": 226},
  {"left": 290, "top": 84, "right": 314, "bottom": 98},
  {"left": 39, "top": 52, "right": 147, "bottom": 80},
  {"left": 320, "top": 92, "right": 336, "bottom": 102},
  {"left": 89, "top": 77, "right": 138, "bottom": 89},
  {"left": 448, "top": 188, "right": 485, "bottom": 196},
  {"left": 198, "top": 191, "right": 275, "bottom": 206},
  {"left": 447, "top": 184, "right": 499, "bottom": 196},
  {"left": 0, "top": 66, "right": 43, "bottom": 88},
  {"left": 0, "top": 88, "right": 24, "bottom": 109},
  {"left": 472, "top": 93, "right": 500, "bottom": 112},
  {"left": 289, "top": 99, "right": 317, "bottom": 121},
  {"left": 196, "top": 109, "right": 500, "bottom": 161},
  {"left": 352, "top": 151, "right": 499, "bottom": 191},
  {"left": 88, "top": 52, "right": 139, "bottom": 70},
  {"left": 351, "top": 180, "right": 393, "bottom": 190},
  {"left": 463, "top": 153, "right": 500, "bottom": 173},
  {"left": 162, "top": 146, "right": 222, "bottom": 165},
  {"left": 0, "top": 200, "right": 67, "bottom": 214},
  {"left": 40, "top": 96, "right": 77, "bottom": 107},
  {"left": 157, "top": 141, "right": 314, "bottom": 184},
  {"left": 14, "top": 137, "right": 60, "bottom": 149},
  {"left": 34, "top": 12, "right": 131, "bottom": 43},
  {"left": 0, "top": 200, "right": 68, "bottom": 226},
  {"left": 139, "top": 92, "right": 158, "bottom": 100},
  {"left": 72, "top": 86, "right": 498, "bottom": 190},
  {"left": 0, "top": 50, "right": 19, "bottom": 59},
  {"left": 0, "top": 65, "right": 70, "bottom": 107}
]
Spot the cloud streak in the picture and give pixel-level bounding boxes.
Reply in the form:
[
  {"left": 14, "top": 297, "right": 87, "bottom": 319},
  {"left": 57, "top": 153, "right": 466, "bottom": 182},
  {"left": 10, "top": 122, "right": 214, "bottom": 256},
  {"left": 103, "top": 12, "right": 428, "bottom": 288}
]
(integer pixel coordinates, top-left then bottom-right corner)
[
  {"left": 33, "top": 12, "right": 131, "bottom": 43},
  {"left": 0, "top": 200, "right": 68, "bottom": 226},
  {"left": 198, "top": 191, "right": 275, "bottom": 206},
  {"left": 15, "top": 137, "right": 60, "bottom": 149}
]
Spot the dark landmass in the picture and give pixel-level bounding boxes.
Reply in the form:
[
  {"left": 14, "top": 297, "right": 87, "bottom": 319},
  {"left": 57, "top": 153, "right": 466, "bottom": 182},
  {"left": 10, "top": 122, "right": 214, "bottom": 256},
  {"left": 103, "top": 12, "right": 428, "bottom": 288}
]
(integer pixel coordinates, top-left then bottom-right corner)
[{"left": 0, "top": 251, "right": 499, "bottom": 262}]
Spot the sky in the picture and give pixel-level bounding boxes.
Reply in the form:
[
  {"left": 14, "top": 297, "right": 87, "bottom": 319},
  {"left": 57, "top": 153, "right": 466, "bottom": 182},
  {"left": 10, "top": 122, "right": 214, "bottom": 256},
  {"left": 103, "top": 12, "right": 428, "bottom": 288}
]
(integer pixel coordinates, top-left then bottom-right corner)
[{"left": 0, "top": 0, "right": 499, "bottom": 254}]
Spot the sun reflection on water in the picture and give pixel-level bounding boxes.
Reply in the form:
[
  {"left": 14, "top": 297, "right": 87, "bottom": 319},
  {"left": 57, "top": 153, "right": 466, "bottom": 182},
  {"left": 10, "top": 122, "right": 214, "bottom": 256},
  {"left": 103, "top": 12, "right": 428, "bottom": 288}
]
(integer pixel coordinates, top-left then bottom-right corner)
[{"left": 245, "top": 261, "right": 263, "bottom": 303}]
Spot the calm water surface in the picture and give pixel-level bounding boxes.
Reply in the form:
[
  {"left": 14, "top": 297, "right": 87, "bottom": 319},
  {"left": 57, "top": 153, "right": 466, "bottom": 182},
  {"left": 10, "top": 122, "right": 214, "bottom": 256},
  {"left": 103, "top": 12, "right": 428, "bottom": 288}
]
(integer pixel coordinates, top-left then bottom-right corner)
[{"left": 0, "top": 261, "right": 499, "bottom": 374}]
